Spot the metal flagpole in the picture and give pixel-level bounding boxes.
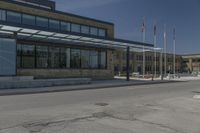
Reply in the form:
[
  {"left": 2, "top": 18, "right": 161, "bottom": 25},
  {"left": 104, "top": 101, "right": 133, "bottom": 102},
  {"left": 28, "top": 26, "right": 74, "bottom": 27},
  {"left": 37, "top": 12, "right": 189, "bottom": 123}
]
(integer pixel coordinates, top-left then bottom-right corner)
[
  {"left": 173, "top": 27, "right": 176, "bottom": 77},
  {"left": 164, "top": 24, "right": 167, "bottom": 77},
  {"left": 142, "top": 17, "right": 146, "bottom": 78},
  {"left": 154, "top": 22, "right": 157, "bottom": 78}
]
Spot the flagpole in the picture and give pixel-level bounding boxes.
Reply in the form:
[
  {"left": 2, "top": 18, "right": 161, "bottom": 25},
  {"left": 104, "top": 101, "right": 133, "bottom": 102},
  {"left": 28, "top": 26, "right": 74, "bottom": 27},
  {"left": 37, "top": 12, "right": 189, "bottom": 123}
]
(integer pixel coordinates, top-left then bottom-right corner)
[
  {"left": 164, "top": 24, "right": 167, "bottom": 77},
  {"left": 173, "top": 27, "right": 176, "bottom": 77},
  {"left": 142, "top": 17, "right": 146, "bottom": 78},
  {"left": 154, "top": 22, "right": 157, "bottom": 78}
]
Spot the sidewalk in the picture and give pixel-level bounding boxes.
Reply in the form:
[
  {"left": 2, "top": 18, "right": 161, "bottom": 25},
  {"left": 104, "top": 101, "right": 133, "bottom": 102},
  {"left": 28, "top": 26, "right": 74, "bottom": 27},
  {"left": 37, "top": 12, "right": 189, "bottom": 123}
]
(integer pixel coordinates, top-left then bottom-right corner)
[{"left": 0, "top": 79, "right": 179, "bottom": 96}]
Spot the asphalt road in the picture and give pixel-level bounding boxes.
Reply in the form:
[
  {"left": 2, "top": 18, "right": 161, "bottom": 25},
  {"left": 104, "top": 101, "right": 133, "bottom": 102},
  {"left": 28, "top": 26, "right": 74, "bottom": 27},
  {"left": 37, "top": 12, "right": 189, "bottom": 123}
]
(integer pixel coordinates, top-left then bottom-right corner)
[{"left": 0, "top": 80, "right": 200, "bottom": 133}]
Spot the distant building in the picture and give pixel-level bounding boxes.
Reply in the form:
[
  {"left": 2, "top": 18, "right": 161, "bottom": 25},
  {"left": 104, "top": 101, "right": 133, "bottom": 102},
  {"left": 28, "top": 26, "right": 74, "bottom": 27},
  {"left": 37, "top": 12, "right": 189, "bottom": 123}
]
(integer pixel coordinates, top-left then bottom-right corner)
[{"left": 182, "top": 54, "right": 200, "bottom": 73}]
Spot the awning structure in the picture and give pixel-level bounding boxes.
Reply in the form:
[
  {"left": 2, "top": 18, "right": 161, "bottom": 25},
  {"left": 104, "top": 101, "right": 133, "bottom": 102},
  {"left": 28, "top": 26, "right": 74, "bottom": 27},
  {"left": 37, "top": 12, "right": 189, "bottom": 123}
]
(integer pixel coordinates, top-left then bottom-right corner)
[{"left": 0, "top": 24, "right": 154, "bottom": 51}]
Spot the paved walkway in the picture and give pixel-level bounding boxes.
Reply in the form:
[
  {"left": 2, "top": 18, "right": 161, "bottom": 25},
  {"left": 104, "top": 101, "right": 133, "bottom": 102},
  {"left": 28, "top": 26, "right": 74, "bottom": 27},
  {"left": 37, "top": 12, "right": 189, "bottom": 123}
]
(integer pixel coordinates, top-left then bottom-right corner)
[{"left": 0, "top": 79, "right": 178, "bottom": 96}]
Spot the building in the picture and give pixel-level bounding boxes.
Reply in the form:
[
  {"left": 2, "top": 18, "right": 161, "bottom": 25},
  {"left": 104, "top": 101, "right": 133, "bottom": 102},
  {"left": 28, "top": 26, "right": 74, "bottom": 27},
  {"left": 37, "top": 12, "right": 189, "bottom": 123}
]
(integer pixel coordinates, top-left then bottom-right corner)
[
  {"left": 182, "top": 54, "right": 200, "bottom": 73},
  {"left": 0, "top": 0, "right": 153, "bottom": 79},
  {"left": 114, "top": 50, "right": 182, "bottom": 75}
]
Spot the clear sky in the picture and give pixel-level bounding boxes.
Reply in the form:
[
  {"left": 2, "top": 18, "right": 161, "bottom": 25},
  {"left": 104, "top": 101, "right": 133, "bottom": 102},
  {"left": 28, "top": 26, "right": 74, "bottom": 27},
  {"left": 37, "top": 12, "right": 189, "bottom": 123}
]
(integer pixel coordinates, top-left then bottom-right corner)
[{"left": 55, "top": 0, "right": 200, "bottom": 55}]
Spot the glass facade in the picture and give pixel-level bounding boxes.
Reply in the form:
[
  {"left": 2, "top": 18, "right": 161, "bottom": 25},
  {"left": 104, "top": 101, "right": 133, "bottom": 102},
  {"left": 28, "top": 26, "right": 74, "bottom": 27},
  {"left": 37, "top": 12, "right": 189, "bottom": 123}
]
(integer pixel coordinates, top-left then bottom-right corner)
[
  {"left": 0, "top": 9, "right": 6, "bottom": 21},
  {"left": 0, "top": 8, "right": 107, "bottom": 37},
  {"left": 81, "top": 50, "right": 90, "bottom": 68},
  {"left": 90, "top": 27, "right": 98, "bottom": 36},
  {"left": 17, "top": 44, "right": 107, "bottom": 70},
  {"left": 70, "top": 49, "right": 81, "bottom": 69},
  {"left": 71, "top": 24, "right": 81, "bottom": 33},
  {"left": 36, "top": 17, "right": 48, "bottom": 28},
  {"left": 49, "top": 19, "right": 60, "bottom": 30},
  {"left": 7, "top": 11, "right": 21, "bottom": 23},
  {"left": 60, "top": 22, "right": 70, "bottom": 32},
  {"left": 89, "top": 50, "right": 98, "bottom": 68},
  {"left": 36, "top": 46, "right": 48, "bottom": 68},
  {"left": 22, "top": 14, "right": 35, "bottom": 26},
  {"left": 81, "top": 25, "right": 90, "bottom": 34}
]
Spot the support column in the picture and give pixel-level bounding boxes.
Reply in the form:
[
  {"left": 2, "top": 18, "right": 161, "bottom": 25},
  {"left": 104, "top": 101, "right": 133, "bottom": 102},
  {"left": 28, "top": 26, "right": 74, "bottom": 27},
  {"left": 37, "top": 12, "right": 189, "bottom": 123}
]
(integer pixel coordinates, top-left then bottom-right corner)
[{"left": 126, "top": 46, "right": 130, "bottom": 81}]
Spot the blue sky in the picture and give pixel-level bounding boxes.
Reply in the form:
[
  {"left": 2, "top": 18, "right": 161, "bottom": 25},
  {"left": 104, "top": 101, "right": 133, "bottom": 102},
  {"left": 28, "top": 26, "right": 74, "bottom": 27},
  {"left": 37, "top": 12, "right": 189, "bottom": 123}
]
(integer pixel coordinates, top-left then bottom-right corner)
[{"left": 55, "top": 0, "right": 200, "bottom": 54}]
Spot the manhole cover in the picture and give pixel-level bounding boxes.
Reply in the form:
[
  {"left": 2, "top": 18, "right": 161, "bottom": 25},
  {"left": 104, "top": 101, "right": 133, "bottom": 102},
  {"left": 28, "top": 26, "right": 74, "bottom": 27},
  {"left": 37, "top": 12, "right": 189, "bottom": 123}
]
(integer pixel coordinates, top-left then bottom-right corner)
[{"left": 95, "top": 102, "right": 109, "bottom": 106}]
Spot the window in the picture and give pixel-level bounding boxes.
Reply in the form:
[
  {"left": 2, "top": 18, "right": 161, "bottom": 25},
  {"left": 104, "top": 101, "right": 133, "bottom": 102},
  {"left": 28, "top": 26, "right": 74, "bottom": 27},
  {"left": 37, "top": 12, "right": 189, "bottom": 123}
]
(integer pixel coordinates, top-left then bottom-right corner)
[
  {"left": 21, "top": 45, "right": 35, "bottom": 68},
  {"left": 81, "top": 25, "right": 89, "bottom": 34},
  {"left": 70, "top": 49, "right": 81, "bottom": 68},
  {"left": 36, "top": 46, "right": 48, "bottom": 68},
  {"left": 22, "top": 14, "right": 35, "bottom": 26},
  {"left": 90, "top": 27, "right": 98, "bottom": 36},
  {"left": 81, "top": 50, "right": 90, "bottom": 68},
  {"left": 17, "top": 44, "right": 22, "bottom": 68},
  {"left": 60, "top": 48, "right": 70, "bottom": 68},
  {"left": 7, "top": 11, "right": 21, "bottom": 23},
  {"left": 36, "top": 17, "right": 48, "bottom": 28},
  {"left": 49, "top": 19, "right": 60, "bottom": 30},
  {"left": 71, "top": 24, "right": 80, "bottom": 33},
  {"left": 99, "top": 51, "right": 106, "bottom": 69},
  {"left": 89, "top": 50, "right": 98, "bottom": 68},
  {"left": 99, "top": 29, "right": 106, "bottom": 37},
  {"left": 49, "top": 47, "right": 60, "bottom": 68},
  {"left": 61, "top": 22, "right": 70, "bottom": 32},
  {"left": 0, "top": 9, "right": 6, "bottom": 21}
]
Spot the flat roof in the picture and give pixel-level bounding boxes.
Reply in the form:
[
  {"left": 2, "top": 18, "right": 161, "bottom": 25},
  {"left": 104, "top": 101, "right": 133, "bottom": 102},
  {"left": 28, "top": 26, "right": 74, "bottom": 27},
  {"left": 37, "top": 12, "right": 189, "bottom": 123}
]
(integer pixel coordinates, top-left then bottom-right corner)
[
  {"left": 0, "top": 24, "right": 154, "bottom": 51},
  {"left": 5, "top": 0, "right": 114, "bottom": 26}
]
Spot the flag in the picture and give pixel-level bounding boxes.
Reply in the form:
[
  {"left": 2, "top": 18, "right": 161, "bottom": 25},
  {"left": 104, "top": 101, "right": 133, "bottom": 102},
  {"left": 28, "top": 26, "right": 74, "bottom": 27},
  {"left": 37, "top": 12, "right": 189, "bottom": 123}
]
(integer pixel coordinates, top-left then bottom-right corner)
[
  {"left": 141, "top": 18, "right": 145, "bottom": 33},
  {"left": 154, "top": 23, "right": 156, "bottom": 36}
]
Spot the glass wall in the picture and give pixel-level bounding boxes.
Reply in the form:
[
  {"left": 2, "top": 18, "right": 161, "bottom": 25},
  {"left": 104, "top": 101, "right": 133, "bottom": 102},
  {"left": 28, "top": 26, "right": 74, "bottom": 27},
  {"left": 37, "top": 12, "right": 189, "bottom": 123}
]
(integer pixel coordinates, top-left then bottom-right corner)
[
  {"left": 49, "top": 47, "right": 60, "bottom": 68},
  {"left": 7, "top": 11, "right": 21, "bottom": 23},
  {"left": 71, "top": 24, "right": 81, "bottom": 33},
  {"left": 36, "top": 17, "right": 48, "bottom": 28},
  {"left": 49, "top": 19, "right": 60, "bottom": 30},
  {"left": 0, "top": 9, "right": 6, "bottom": 21},
  {"left": 0, "top": 8, "right": 107, "bottom": 37},
  {"left": 81, "top": 50, "right": 90, "bottom": 68},
  {"left": 89, "top": 50, "right": 98, "bottom": 68},
  {"left": 17, "top": 44, "right": 107, "bottom": 69},
  {"left": 21, "top": 45, "right": 35, "bottom": 68},
  {"left": 70, "top": 49, "right": 81, "bottom": 69},
  {"left": 36, "top": 46, "right": 48, "bottom": 68},
  {"left": 22, "top": 14, "right": 35, "bottom": 26}
]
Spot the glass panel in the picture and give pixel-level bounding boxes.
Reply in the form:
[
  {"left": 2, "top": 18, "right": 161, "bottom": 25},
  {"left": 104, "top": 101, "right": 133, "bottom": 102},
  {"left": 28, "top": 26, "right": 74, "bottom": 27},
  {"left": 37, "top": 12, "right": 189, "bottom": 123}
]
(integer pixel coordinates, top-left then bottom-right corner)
[
  {"left": 49, "top": 19, "right": 60, "bottom": 30},
  {"left": 60, "top": 48, "right": 70, "bottom": 68},
  {"left": 70, "top": 49, "right": 81, "bottom": 69},
  {"left": 71, "top": 23, "right": 80, "bottom": 33},
  {"left": 99, "top": 51, "right": 106, "bottom": 69},
  {"left": 90, "top": 27, "right": 98, "bottom": 36},
  {"left": 81, "top": 25, "right": 89, "bottom": 34},
  {"left": 60, "top": 22, "right": 70, "bottom": 32},
  {"left": 49, "top": 47, "right": 60, "bottom": 68},
  {"left": 21, "top": 45, "right": 35, "bottom": 68},
  {"left": 7, "top": 11, "right": 21, "bottom": 23},
  {"left": 22, "top": 14, "right": 35, "bottom": 26},
  {"left": 36, "top": 17, "right": 48, "bottom": 28},
  {"left": 99, "top": 29, "right": 106, "bottom": 37},
  {"left": 81, "top": 50, "right": 90, "bottom": 68},
  {"left": 0, "top": 9, "right": 6, "bottom": 21},
  {"left": 36, "top": 46, "right": 48, "bottom": 68},
  {"left": 17, "top": 44, "right": 21, "bottom": 68},
  {"left": 89, "top": 50, "right": 98, "bottom": 68}
]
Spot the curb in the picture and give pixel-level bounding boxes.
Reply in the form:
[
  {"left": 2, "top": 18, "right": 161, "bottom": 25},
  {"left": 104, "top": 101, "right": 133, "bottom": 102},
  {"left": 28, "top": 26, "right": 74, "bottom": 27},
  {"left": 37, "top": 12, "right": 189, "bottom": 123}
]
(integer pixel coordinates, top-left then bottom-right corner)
[{"left": 0, "top": 80, "right": 184, "bottom": 96}]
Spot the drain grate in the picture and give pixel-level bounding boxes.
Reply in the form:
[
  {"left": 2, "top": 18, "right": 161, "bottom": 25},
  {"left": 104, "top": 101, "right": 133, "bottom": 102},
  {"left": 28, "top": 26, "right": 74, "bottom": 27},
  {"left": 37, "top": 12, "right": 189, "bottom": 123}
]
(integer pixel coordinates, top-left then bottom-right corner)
[{"left": 95, "top": 102, "right": 109, "bottom": 106}]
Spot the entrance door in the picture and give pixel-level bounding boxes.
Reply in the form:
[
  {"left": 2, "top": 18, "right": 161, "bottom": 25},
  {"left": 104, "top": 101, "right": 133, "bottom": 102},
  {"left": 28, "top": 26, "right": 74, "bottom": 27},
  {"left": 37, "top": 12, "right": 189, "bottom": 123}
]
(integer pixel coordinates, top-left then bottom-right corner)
[{"left": 0, "top": 38, "right": 16, "bottom": 76}]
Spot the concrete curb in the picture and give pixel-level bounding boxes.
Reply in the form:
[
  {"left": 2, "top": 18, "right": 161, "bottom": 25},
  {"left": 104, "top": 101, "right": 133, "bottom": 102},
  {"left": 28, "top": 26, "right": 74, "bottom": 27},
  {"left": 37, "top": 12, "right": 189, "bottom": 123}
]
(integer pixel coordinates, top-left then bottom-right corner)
[{"left": 0, "top": 80, "right": 184, "bottom": 96}]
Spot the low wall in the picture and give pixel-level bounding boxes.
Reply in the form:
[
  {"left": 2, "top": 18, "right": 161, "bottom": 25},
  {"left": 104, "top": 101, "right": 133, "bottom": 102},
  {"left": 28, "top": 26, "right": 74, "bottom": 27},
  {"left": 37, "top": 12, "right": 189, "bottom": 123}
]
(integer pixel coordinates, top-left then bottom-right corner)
[{"left": 17, "top": 69, "right": 114, "bottom": 79}]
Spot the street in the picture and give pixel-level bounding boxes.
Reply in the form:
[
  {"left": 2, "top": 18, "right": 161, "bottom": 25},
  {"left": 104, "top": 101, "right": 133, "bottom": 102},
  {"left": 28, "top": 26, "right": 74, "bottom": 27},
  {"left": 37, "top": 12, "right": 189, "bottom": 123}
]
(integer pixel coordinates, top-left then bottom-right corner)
[{"left": 0, "top": 80, "right": 200, "bottom": 133}]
